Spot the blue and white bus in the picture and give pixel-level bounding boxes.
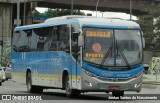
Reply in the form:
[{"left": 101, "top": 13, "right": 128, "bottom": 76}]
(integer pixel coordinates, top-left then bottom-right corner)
[{"left": 11, "top": 16, "right": 144, "bottom": 97}]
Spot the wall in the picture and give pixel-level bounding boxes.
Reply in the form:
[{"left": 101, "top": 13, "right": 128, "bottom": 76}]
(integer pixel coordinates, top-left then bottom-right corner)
[
  {"left": 0, "top": 3, "right": 13, "bottom": 65},
  {"left": 144, "top": 51, "right": 160, "bottom": 65},
  {"left": 0, "top": 3, "right": 13, "bottom": 41}
]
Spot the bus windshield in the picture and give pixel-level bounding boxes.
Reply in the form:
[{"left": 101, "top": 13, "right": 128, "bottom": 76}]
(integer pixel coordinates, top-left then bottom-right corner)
[{"left": 83, "top": 28, "right": 142, "bottom": 67}]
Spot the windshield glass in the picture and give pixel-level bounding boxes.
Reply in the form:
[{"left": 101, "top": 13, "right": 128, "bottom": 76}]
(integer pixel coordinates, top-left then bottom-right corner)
[
  {"left": 114, "top": 30, "right": 142, "bottom": 66},
  {"left": 83, "top": 28, "right": 114, "bottom": 66},
  {"left": 83, "top": 28, "right": 142, "bottom": 67}
]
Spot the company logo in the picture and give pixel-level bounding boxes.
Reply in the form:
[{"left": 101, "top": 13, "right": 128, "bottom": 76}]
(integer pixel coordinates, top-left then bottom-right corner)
[
  {"left": 1, "top": 95, "right": 42, "bottom": 100},
  {"left": 2, "top": 95, "right": 11, "bottom": 100},
  {"left": 112, "top": 78, "right": 118, "bottom": 82}
]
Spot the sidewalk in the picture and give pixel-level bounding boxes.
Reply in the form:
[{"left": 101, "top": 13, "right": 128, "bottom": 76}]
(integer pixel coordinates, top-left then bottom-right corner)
[{"left": 143, "top": 73, "right": 160, "bottom": 84}]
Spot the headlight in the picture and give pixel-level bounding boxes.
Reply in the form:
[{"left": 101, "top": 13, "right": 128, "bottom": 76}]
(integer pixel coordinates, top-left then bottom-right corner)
[
  {"left": 131, "top": 72, "right": 142, "bottom": 78},
  {"left": 82, "top": 69, "right": 97, "bottom": 77}
]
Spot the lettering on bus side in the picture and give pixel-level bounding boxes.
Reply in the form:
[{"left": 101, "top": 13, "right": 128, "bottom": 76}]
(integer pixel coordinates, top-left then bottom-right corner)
[
  {"left": 101, "top": 71, "right": 131, "bottom": 77},
  {"left": 51, "top": 58, "right": 62, "bottom": 66}
]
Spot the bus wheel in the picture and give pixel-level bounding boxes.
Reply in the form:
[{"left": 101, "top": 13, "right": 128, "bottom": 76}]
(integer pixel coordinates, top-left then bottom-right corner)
[
  {"left": 27, "top": 72, "right": 34, "bottom": 93},
  {"left": 65, "top": 75, "right": 80, "bottom": 98},
  {"left": 27, "top": 72, "right": 43, "bottom": 93},
  {"left": 112, "top": 91, "right": 124, "bottom": 97}
]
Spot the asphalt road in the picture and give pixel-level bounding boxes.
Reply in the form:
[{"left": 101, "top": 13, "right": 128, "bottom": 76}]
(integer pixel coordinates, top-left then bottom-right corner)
[{"left": 0, "top": 80, "right": 160, "bottom": 103}]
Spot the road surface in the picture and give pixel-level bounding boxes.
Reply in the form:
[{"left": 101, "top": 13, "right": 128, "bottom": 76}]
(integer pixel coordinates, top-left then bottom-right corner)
[{"left": 0, "top": 80, "right": 160, "bottom": 103}]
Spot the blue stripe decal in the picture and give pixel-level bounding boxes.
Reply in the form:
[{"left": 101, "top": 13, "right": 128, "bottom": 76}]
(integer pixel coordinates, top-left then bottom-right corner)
[
  {"left": 82, "top": 24, "right": 140, "bottom": 29},
  {"left": 82, "top": 61, "right": 143, "bottom": 78},
  {"left": 11, "top": 51, "right": 81, "bottom": 76}
]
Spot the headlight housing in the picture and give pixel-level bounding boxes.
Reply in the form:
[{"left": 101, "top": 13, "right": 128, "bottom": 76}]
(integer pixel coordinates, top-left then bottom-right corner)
[
  {"left": 82, "top": 68, "right": 97, "bottom": 77},
  {"left": 131, "top": 72, "right": 142, "bottom": 78}
]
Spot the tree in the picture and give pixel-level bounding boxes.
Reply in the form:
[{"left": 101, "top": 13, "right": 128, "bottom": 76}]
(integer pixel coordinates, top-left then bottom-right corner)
[
  {"left": 34, "top": 8, "right": 85, "bottom": 23},
  {"left": 138, "top": 6, "right": 160, "bottom": 51},
  {"left": 35, "top": 8, "right": 85, "bottom": 18},
  {"left": 46, "top": 8, "right": 85, "bottom": 17},
  {"left": 34, "top": 9, "right": 53, "bottom": 18}
]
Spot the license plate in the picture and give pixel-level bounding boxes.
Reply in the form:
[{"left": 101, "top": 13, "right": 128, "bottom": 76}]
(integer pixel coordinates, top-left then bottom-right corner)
[{"left": 109, "top": 86, "right": 120, "bottom": 90}]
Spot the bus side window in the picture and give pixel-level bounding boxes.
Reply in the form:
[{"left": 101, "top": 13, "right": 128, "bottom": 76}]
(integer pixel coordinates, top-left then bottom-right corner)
[
  {"left": 17, "top": 30, "right": 31, "bottom": 52},
  {"left": 49, "top": 27, "right": 58, "bottom": 51},
  {"left": 29, "top": 30, "right": 38, "bottom": 51},
  {"left": 31, "top": 27, "right": 50, "bottom": 51},
  {"left": 44, "top": 27, "right": 53, "bottom": 51},
  {"left": 59, "top": 25, "right": 70, "bottom": 53},
  {"left": 37, "top": 36, "right": 46, "bottom": 51},
  {"left": 12, "top": 31, "right": 20, "bottom": 52}
]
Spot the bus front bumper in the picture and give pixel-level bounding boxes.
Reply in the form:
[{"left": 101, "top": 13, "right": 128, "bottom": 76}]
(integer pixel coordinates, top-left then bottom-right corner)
[{"left": 81, "top": 70, "right": 142, "bottom": 92}]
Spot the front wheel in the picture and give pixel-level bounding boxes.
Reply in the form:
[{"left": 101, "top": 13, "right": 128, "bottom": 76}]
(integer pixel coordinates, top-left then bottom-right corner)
[
  {"left": 65, "top": 75, "right": 80, "bottom": 98},
  {"left": 112, "top": 91, "right": 124, "bottom": 97}
]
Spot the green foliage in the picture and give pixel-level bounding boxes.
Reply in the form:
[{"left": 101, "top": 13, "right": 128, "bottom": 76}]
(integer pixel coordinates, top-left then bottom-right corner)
[
  {"left": 34, "top": 8, "right": 85, "bottom": 18},
  {"left": 138, "top": 6, "right": 160, "bottom": 51},
  {"left": 34, "top": 10, "right": 53, "bottom": 18},
  {"left": 50, "top": 9, "right": 85, "bottom": 17},
  {"left": 0, "top": 42, "right": 11, "bottom": 67}
]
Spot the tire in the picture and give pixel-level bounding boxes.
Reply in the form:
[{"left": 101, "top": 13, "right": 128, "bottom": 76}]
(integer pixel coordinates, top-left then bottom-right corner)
[
  {"left": 65, "top": 75, "right": 80, "bottom": 98},
  {"left": 27, "top": 72, "right": 43, "bottom": 93},
  {"left": 0, "top": 82, "right": 2, "bottom": 86},
  {"left": 112, "top": 91, "right": 124, "bottom": 97}
]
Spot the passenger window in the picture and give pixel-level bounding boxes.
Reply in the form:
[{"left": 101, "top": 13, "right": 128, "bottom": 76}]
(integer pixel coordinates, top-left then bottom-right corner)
[
  {"left": 49, "top": 27, "right": 58, "bottom": 51},
  {"left": 16, "top": 30, "right": 32, "bottom": 52},
  {"left": 12, "top": 31, "right": 20, "bottom": 52},
  {"left": 49, "top": 25, "right": 70, "bottom": 52},
  {"left": 33, "top": 27, "right": 52, "bottom": 51},
  {"left": 58, "top": 25, "right": 70, "bottom": 52}
]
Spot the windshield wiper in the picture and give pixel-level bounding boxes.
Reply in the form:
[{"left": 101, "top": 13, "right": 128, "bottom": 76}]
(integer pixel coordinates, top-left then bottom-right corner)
[
  {"left": 117, "top": 47, "right": 131, "bottom": 70},
  {"left": 115, "top": 39, "right": 131, "bottom": 69},
  {"left": 100, "top": 46, "right": 112, "bottom": 67}
]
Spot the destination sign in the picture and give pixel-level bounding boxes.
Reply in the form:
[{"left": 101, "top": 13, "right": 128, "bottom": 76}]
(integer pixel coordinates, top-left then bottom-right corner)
[
  {"left": 86, "top": 31, "right": 111, "bottom": 38},
  {"left": 86, "top": 53, "right": 104, "bottom": 58}
]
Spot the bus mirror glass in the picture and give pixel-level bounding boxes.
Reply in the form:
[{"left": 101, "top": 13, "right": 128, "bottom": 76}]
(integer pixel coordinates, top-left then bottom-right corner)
[
  {"left": 142, "top": 37, "right": 145, "bottom": 48},
  {"left": 78, "top": 35, "right": 84, "bottom": 47}
]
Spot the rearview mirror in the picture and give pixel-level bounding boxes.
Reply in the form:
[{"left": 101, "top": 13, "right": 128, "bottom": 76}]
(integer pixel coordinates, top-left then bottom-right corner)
[
  {"left": 77, "top": 29, "right": 84, "bottom": 47},
  {"left": 78, "top": 35, "right": 84, "bottom": 47}
]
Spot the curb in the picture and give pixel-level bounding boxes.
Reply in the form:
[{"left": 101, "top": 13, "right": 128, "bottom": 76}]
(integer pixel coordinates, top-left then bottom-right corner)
[{"left": 142, "top": 81, "right": 160, "bottom": 85}]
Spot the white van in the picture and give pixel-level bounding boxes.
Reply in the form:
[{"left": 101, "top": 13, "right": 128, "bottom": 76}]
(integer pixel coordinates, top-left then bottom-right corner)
[
  {"left": 0, "top": 67, "right": 6, "bottom": 82},
  {"left": 0, "top": 68, "right": 3, "bottom": 85}
]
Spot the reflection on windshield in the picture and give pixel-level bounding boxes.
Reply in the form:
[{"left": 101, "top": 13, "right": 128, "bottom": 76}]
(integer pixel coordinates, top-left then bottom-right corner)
[
  {"left": 100, "top": 46, "right": 113, "bottom": 66},
  {"left": 83, "top": 28, "right": 142, "bottom": 67},
  {"left": 114, "top": 30, "right": 142, "bottom": 66}
]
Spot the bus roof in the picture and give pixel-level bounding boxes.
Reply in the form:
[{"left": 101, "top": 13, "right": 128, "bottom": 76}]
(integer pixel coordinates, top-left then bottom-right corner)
[{"left": 14, "top": 15, "right": 140, "bottom": 31}]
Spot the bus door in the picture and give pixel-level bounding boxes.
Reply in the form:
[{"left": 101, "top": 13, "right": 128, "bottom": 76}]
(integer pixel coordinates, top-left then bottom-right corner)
[{"left": 71, "top": 31, "right": 81, "bottom": 89}]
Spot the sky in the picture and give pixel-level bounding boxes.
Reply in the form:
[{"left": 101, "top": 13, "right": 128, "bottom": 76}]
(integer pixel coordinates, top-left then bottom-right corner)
[{"left": 36, "top": 7, "right": 137, "bottom": 20}]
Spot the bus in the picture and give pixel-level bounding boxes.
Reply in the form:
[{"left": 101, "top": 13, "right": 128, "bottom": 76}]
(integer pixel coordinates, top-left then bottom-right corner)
[{"left": 11, "top": 15, "right": 144, "bottom": 97}]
